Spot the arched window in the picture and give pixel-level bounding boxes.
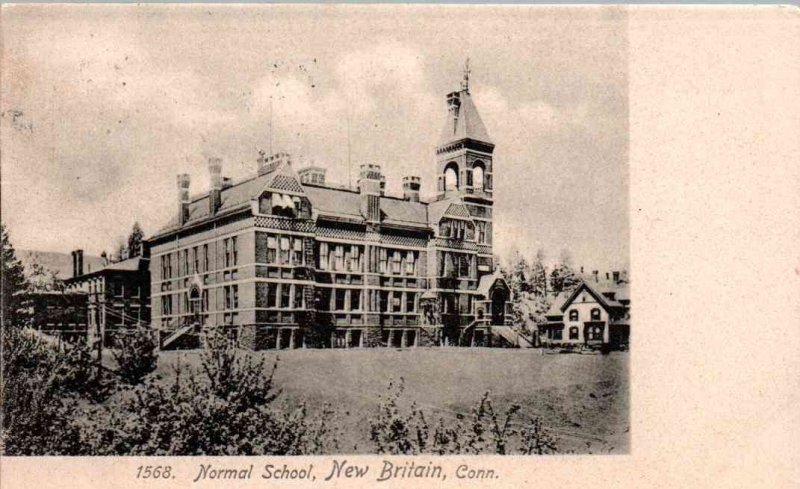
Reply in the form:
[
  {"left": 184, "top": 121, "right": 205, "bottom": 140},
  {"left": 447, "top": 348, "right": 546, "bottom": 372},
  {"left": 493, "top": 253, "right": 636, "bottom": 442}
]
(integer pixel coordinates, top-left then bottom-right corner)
[
  {"left": 591, "top": 308, "right": 601, "bottom": 321},
  {"left": 444, "top": 163, "right": 459, "bottom": 191},
  {"left": 569, "top": 309, "right": 579, "bottom": 321},
  {"left": 473, "top": 162, "right": 485, "bottom": 191}
]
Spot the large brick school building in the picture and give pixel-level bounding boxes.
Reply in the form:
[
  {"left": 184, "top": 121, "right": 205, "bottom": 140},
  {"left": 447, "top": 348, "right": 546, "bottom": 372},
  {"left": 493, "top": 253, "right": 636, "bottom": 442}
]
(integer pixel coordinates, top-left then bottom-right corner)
[{"left": 148, "top": 76, "right": 513, "bottom": 350}]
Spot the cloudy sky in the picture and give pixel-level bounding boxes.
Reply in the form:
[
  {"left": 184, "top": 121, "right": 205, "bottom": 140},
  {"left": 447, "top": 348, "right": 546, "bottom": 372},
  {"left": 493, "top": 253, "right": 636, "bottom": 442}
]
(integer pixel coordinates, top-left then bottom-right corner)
[{"left": 2, "top": 5, "right": 628, "bottom": 271}]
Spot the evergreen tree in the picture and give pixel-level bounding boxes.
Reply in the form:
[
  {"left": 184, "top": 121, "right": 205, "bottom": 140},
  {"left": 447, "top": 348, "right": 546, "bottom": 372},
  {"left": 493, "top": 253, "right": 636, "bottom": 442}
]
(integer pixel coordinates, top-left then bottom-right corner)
[
  {"left": 529, "top": 248, "right": 548, "bottom": 298},
  {"left": 550, "top": 249, "right": 579, "bottom": 296},
  {"left": 1, "top": 224, "right": 30, "bottom": 328},
  {"left": 127, "top": 222, "right": 145, "bottom": 258}
]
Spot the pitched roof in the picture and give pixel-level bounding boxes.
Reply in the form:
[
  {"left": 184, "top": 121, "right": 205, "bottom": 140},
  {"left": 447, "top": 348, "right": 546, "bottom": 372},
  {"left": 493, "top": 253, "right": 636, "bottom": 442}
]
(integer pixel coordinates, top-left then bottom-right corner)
[
  {"left": 64, "top": 256, "right": 147, "bottom": 283},
  {"left": 438, "top": 89, "right": 493, "bottom": 147},
  {"left": 477, "top": 271, "right": 508, "bottom": 298},
  {"left": 18, "top": 249, "right": 105, "bottom": 280},
  {"left": 545, "top": 281, "right": 627, "bottom": 319}
]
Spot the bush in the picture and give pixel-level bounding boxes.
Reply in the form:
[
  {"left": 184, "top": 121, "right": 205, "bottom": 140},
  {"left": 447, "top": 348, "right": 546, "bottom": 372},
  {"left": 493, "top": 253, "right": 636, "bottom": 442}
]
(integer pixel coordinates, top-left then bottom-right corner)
[
  {"left": 86, "top": 332, "right": 340, "bottom": 455},
  {"left": 112, "top": 326, "right": 158, "bottom": 384},
  {"left": 369, "top": 379, "right": 558, "bottom": 455},
  {"left": 0, "top": 328, "right": 85, "bottom": 455}
]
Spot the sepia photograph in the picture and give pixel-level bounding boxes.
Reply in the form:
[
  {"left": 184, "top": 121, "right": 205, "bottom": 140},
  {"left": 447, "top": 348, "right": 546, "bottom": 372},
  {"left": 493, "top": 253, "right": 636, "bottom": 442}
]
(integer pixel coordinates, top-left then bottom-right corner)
[{"left": 1, "top": 4, "right": 629, "bottom": 458}]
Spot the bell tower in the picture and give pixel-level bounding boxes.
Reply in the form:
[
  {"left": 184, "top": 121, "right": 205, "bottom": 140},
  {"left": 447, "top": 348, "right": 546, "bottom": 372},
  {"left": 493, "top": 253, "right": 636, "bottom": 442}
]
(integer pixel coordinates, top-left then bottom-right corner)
[{"left": 435, "top": 60, "right": 495, "bottom": 201}]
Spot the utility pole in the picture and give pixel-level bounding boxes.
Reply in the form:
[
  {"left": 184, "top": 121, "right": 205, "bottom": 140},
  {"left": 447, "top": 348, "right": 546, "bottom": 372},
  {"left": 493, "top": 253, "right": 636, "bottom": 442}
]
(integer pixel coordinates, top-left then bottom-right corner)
[{"left": 97, "top": 300, "right": 105, "bottom": 379}]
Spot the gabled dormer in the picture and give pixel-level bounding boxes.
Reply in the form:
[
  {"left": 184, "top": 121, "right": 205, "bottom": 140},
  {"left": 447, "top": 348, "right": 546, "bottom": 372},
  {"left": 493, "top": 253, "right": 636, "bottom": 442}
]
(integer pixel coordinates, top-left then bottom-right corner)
[{"left": 253, "top": 156, "right": 313, "bottom": 220}]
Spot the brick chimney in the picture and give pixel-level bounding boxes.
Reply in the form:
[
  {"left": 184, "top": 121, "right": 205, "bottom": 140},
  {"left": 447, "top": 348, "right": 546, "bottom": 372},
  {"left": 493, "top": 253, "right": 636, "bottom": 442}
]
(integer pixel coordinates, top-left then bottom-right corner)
[
  {"left": 402, "top": 176, "right": 421, "bottom": 202},
  {"left": 208, "top": 157, "right": 222, "bottom": 215},
  {"left": 177, "top": 173, "right": 191, "bottom": 226},
  {"left": 358, "top": 164, "right": 383, "bottom": 223},
  {"left": 71, "top": 249, "right": 84, "bottom": 278}
]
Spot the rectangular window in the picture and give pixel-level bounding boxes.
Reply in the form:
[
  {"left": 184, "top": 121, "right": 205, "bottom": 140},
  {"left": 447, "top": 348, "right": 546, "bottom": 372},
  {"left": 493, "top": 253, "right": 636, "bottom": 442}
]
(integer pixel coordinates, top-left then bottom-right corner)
[
  {"left": 334, "top": 246, "right": 344, "bottom": 271},
  {"left": 391, "top": 291, "right": 402, "bottom": 313},
  {"left": 294, "top": 285, "right": 304, "bottom": 309},
  {"left": 224, "top": 238, "right": 231, "bottom": 267},
  {"left": 167, "top": 254, "right": 173, "bottom": 278},
  {"left": 350, "top": 246, "right": 360, "bottom": 272},
  {"left": 406, "top": 292, "right": 415, "bottom": 313},
  {"left": 267, "top": 236, "right": 278, "bottom": 263},
  {"left": 553, "top": 328, "right": 563, "bottom": 340},
  {"left": 319, "top": 242, "right": 329, "bottom": 270},
  {"left": 202, "top": 289, "right": 209, "bottom": 312},
  {"left": 569, "top": 327, "right": 579, "bottom": 340},
  {"left": 350, "top": 289, "right": 360, "bottom": 311},
  {"left": 335, "top": 289, "right": 346, "bottom": 311},
  {"left": 182, "top": 250, "right": 189, "bottom": 276},
  {"left": 292, "top": 238, "right": 303, "bottom": 265},
  {"left": 224, "top": 286, "right": 231, "bottom": 310},
  {"left": 267, "top": 283, "right": 277, "bottom": 308},
  {"left": 380, "top": 291, "right": 389, "bottom": 312},
  {"left": 203, "top": 244, "right": 209, "bottom": 272},
  {"left": 232, "top": 285, "right": 239, "bottom": 309},
  {"left": 280, "top": 284, "right": 291, "bottom": 308},
  {"left": 232, "top": 236, "right": 238, "bottom": 266},
  {"left": 379, "top": 248, "right": 387, "bottom": 274},
  {"left": 280, "top": 237, "right": 291, "bottom": 264},
  {"left": 161, "top": 256, "right": 167, "bottom": 279},
  {"left": 391, "top": 251, "right": 402, "bottom": 274},
  {"left": 192, "top": 247, "right": 199, "bottom": 274},
  {"left": 405, "top": 251, "right": 415, "bottom": 275}
]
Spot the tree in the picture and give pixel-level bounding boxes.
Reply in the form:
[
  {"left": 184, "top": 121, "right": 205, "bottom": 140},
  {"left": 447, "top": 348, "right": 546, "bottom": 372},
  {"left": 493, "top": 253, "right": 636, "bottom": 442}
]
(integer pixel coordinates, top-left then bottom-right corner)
[
  {"left": 28, "top": 260, "right": 65, "bottom": 293},
  {"left": 127, "top": 222, "right": 145, "bottom": 258},
  {"left": 1, "top": 224, "right": 29, "bottom": 328},
  {"left": 550, "top": 249, "right": 579, "bottom": 296},
  {"left": 529, "top": 248, "right": 548, "bottom": 298}
]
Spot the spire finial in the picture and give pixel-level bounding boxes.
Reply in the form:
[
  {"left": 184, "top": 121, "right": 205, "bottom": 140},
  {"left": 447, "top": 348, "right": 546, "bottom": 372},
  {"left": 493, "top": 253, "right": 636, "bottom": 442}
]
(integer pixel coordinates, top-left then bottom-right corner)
[{"left": 461, "top": 58, "right": 471, "bottom": 93}]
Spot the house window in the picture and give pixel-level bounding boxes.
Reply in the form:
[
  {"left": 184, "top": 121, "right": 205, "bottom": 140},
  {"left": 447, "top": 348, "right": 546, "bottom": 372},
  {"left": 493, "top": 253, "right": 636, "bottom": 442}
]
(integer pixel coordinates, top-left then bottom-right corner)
[
  {"left": 350, "top": 289, "right": 360, "bottom": 311},
  {"left": 267, "top": 236, "right": 278, "bottom": 263},
  {"left": 294, "top": 285, "right": 304, "bottom": 309},
  {"left": 232, "top": 285, "right": 239, "bottom": 309},
  {"left": 569, "top": 310, "right": 579, "bottom": 321},
  {"left": 391, "top": 291, "right": 402, "bottom": 313},
  {"left": 552, "top": 327, "right": 563, "bottom": 340},
  {"left": 379, "top": 248, "right": 388, "bottom": 274},
  {"left": 349, "top": 246, "right": 360, "bottom": 272},
  {"left": 406, "top": 292, "right": 416, "bottom": 313},
  {"left": 459, "top": 255, "right": 470, "bottom": 278},
  {"left": 203, "top": 244, "right": 209, "bottom": 272},
  {"left": 267, "top": 283, "right": 277, "bottom": 308},
  {"left": 292, "top": 238, "right": 303, "bottom": 265},
  {"left": 334, "top": 246, "right": 344, "bottom": 271},
  {"left": 591, "top": 308, "right": 601, "bottom": 321},
  {"left": 319, "top": 242, "right": 329, "bottom": 270},
  {"left": 335, "top": 289, "right": 346, "bottom": 311},
  {"left": 192, "top": 247, "right": 199, "bottom": 274},
  {"left": 405, "top": 251, "right": 415, "bottom": 275},
  {"left": 280, "top": 237, "right": 291, "bottom": 264},
  {"left": 281, "top": 284, "right": 291, "bottom": 308},
  {"left": 224, "top": 239, "right": 231, "bottom": 267},
  {"left": 392, "top": 251, "right": 402, "bottom": 274},
  {"left": 587, "top": 325, "right": 603, "bottom": 341},
  {"left": 569, "top": 327, "right": 579, "bottom": 340}
]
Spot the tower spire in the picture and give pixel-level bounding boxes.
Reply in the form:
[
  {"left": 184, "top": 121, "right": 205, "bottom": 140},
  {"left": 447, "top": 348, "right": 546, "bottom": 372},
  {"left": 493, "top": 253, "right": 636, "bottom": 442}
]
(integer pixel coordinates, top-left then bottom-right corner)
[{"left": 461, "top": 58, "right": 471, "bottom": 93}]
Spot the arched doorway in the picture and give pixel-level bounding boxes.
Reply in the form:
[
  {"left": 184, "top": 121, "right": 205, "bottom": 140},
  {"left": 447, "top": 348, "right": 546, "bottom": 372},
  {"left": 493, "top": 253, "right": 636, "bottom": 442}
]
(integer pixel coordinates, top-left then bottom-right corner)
[{"left": 490, "top": 285, "right": 508, "bottom": 325}]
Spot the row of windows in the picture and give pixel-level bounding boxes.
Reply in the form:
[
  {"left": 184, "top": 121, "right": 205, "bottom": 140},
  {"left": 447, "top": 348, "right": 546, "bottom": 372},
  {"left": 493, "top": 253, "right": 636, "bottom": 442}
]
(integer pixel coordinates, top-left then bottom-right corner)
[
  {"left": 568, "top": 308, "right": 602, "bottom": 321},
  {"left": 264, "top": 283, "right": 306, "bottom": 309},
  {"left": 317, "top": 288, "right": 418, "bottom": 313},
  {"left": 159, "top": 237, "right": 239, "bottom": 280},
  {"left": 318, "top": 243, "right": 418, "bottom": 276},
  {"left": 439, "top": 252, "right": 476, "bottom": 279},
  {"left": 440, "top": 219, "right": 473, "bottom": 240},
  {"left": 551, "top": 325, "right": 604, "bottom": 341},
  {"left": 266, "top": 235, "right": 304, "bottom": 265},
  {"left": 159, "top": 285, "right": 235, "bottom": 317}
]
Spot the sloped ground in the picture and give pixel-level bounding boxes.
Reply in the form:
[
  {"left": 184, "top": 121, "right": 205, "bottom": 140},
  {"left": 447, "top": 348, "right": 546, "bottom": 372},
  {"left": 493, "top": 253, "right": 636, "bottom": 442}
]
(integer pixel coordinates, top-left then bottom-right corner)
[{"left": 156, "top": 348, "right": 629, "bottom": 454}]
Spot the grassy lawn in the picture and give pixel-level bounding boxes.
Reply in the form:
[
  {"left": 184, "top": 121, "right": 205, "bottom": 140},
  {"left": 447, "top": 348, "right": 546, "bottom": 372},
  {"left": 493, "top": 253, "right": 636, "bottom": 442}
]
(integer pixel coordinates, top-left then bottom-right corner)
[{"left": 155, "top": 348, "right": 629, "bottom": 454}]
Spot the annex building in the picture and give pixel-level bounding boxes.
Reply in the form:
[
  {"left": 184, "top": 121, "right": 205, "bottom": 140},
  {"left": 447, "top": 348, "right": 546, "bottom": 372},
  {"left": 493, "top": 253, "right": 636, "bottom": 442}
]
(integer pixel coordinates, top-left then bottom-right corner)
[{"left": 148, "top": 76, "right": 513, "bottom": 350}]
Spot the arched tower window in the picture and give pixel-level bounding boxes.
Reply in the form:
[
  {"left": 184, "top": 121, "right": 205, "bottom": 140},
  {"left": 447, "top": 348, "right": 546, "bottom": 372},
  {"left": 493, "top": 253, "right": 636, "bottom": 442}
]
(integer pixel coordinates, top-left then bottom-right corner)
[
  {"left": 444, "top": 162, "right": 459, "bottom": 191},
  {"left": 472, "top": 162, "right": 485, "bottom": 191}
]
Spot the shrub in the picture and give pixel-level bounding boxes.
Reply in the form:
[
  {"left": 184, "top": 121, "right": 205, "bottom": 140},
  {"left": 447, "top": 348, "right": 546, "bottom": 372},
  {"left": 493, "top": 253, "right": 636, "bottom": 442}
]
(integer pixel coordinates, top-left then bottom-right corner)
[
  {"left": 112, "top": 326, "right": 158, "bottom": 384},
  {"left": 369, "top": 379, "right": 558, "bottom": 455},
  {"left": 0, "top": 328, "right": 85, "bottom": 455},
  {"left": 86, "top": 332, "right": 340, "bottom": 455}
]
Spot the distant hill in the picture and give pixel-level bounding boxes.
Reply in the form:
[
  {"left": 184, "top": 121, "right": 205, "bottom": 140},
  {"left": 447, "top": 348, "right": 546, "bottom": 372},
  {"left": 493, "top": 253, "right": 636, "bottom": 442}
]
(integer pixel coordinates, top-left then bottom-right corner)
[{"left": 18, "top": 249, "right": 105, "bottom": 281}]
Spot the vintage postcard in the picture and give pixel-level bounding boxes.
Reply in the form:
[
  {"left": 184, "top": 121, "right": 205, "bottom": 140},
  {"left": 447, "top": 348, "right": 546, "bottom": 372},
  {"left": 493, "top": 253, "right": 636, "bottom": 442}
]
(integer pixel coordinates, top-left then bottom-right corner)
[{"left": 1, "top": 3, "right": 797, "bottom": 489}]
